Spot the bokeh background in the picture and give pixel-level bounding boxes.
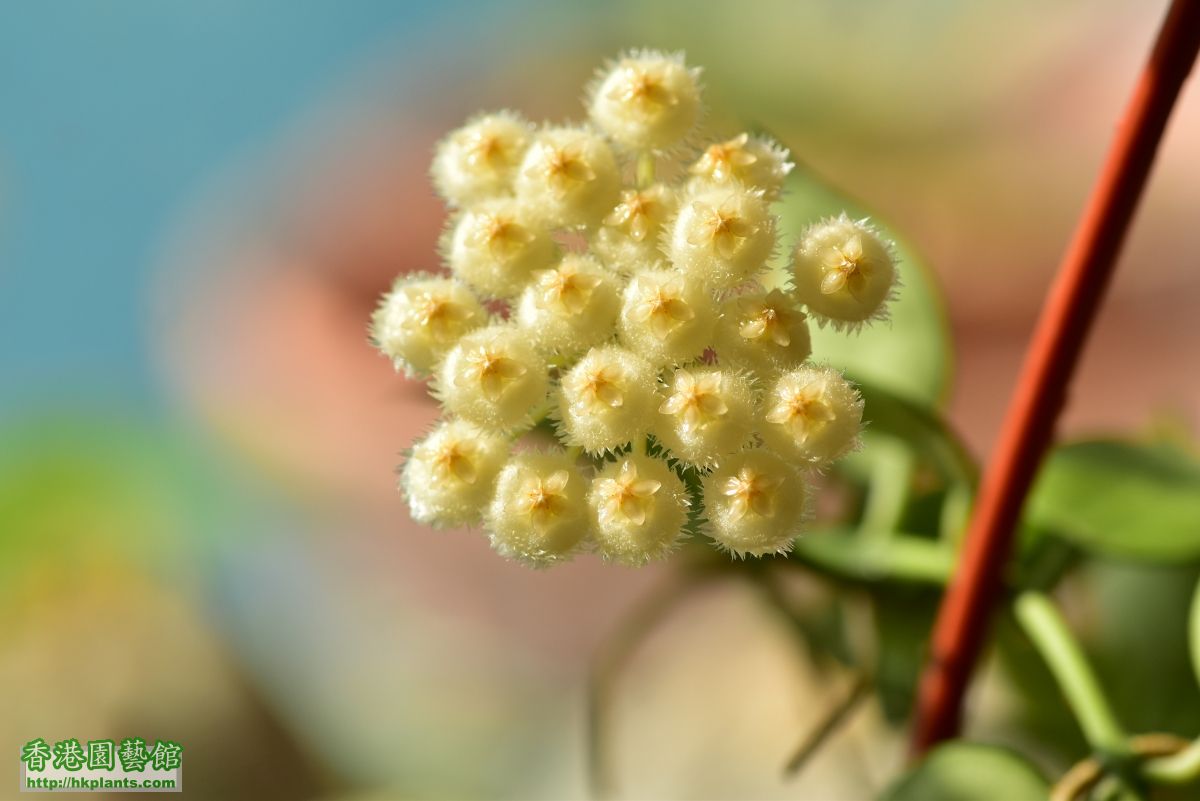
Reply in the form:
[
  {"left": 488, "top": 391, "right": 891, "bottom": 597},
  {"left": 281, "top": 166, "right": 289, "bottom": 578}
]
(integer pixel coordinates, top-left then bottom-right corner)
[{"left": 2, "top": 1, "right": 1198, "bottom": 798}]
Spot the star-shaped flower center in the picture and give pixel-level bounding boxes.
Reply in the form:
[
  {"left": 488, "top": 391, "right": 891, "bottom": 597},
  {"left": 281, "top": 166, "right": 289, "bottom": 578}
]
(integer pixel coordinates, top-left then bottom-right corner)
[
  {"left": 429, "top": 439, "right": 479, "bottom": 484},
  {"left": 691, "top": 133, "right": 757, "bottom": 183},
  {"left": 764, "top": 383, "right": 836, "bottom": 442},
  {"left": 630, "top": 279, "right": 695, "bottom": 339},
  {"left": 604, "top": 188, "right": 663, "bottom": 242},
  {"left": 571, "top": 364, "right": 625, "bottom": 411},
  {"left": 596, "top": 462, "right": 663, "bottom": 526},
  {"left": 721, "top": 467, "right": 782, "bottom": 521},
  {"left": 686, "top": 197, "right": 757, "bottom": 259},
  {"left": 535, "top": 266, "right": 602, "bottom": 315},
  {"left": 515, "top": 470, "right": 571, "bottom": 526},
  {"left": 530, "top": 142, "right": 596, "bottom": 196},
  {"left": 459, "top": 346, "right": 528, "bottom": 399},
  {"left": 468, "top": 213, "right": 535, "bottom": 260},
  {"left": 607, "top": 64, "right": 677, "bottom": 110},
  {"left": 413, "top": 292, "right": 474, "bottom": 341},
  {"left": 820, "top": 235, "right": 868, "bottom": 296},
  {"left": 659, "top": 370, "right": 728, "bottom": 432},
  {"left": 738, "top": 295, "right": 797, "bottom": 347},
  {"left": 463, "top": 129, "right": 506, "bottom": 168}
]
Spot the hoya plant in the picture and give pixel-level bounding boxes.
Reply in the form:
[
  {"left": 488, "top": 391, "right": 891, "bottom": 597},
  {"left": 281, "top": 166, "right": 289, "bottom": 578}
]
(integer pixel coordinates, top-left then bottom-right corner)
[{"left": 370, "top": 3, "right": 1200, "bottom": 797}]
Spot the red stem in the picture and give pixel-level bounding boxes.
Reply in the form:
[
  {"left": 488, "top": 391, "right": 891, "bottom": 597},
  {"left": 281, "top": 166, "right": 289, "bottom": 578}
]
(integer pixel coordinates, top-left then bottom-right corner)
[{"left": 911, "top": 0, "right": 1200, "bottom": 754}]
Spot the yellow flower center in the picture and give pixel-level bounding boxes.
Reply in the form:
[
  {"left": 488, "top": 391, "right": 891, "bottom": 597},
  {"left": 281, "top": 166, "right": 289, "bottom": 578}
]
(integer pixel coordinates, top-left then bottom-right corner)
[
  {"left": 515, "top": 470, "right": 571, "bottom": 526},
  {"left": 596, "top": 462, "right": 662, "bottom": 526},
  {"left": 631, "top": 279, "right": 695, "bottom": 339},
  {"left": 692, "top": 133, "right": 757, "bottom": 182},
  {"left": 720, "top": 467, "right": 781, "bottom": 521},
  {"left": 820, "top": 235, "right": 867, "bottom": 296},
  {"left": 765, "top": 384, "right": 836, "bottom": 442},
  {"left": 460, "top": 346, "right": 528, "bottom": 399},
  {"left": 659, "top": 370, "right": 728, "bottom": 432},
  {"left": 470, "top": 214, "right": 534, "bottom": 259},
  {"left": 429, "top": 440, "right": 478, "bottom": 484},
  {"left": 686, "top": 197, "right": 757, "bottom": 259}
]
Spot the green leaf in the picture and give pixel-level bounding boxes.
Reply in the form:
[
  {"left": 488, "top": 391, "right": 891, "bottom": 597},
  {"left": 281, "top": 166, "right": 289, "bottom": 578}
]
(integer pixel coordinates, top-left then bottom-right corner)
[
  {"left": 1190, "top": 577, "right": 1200, "bottom": 690},
  {"left": 881, "top": 742, "right": 1050, "bottom": 801},
  {"left": 772, "top": 163, "right": 952, "bottom": 408},
  {"left": 1026, "top": 440, "right": 1200, "bottom": 563}
]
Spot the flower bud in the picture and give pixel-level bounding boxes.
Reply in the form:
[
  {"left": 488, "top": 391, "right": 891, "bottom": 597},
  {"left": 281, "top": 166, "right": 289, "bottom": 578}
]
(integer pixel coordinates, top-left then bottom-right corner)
[
  {"left": 487, "top": 451, "right": 589, "bottom": 567},
  {"left": 587, "top": 50, "right": 701, "bottom": 152},
  {"left": 713, "top": 286, "right": 811, "bottom": 376},
  {"left": 401, "top": 420, "right": 509, "bottom": 527},
  {"left": 616, "top": 269, "right": 715, "bottom": 367},
  {"left": 761, "top": 365, "right": 863, "bottom": 466},
  {"left": 666, "top": 183, "right": 776, "bottom": 290},
  {"left": 701, "top": 449, "right": 808, "bottom": 557},
  {"left": 515, "top": 126, "right": 621, "bottom": 229},
  {"left": 791, "top": 213, "right": 897, "bottom": 328},
  {"left": 431, "top": 110, "right": 532, "bottom": 207},
  {"left": 654, "top": 368, "right": 755, "bottom": 467},
  {"left": 515, "top": 254, "right": 621, "bottom": 357},
  {"left": 436, "top": 325, "right": 549, "bottom": 432},
  {"left": 556, "top": 345, "right": 659, "bottom": 454},
  {"left": 444, "top": 198, "right": 557, "bottom": 299},
  {"left": 688, "top": 133, "right": 794, "bottom": 201},
  {"left": 587, "top": 454, "right": 689, "bottom": 565},
  {"left": 371, "top": 275, "right": 486, "bottom": 375}
]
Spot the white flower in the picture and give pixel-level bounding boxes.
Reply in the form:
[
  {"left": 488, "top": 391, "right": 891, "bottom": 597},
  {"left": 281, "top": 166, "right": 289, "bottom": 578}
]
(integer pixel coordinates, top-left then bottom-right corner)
[
  {"left": 791, "top": 213, "right": 898, "bottom": 329},
  {"left": 487, "top": 451, "right": 589, "bottom": 567},
  {"left": 371, "top": 275, "right": 485, "bottom": 375},
  {"left": 688, "top": 133, "right": 794, "bottom": 200},
  {"left": 590, "top": 184, "right": 679, "bottom": 270},
  {"left": 401, "top": 420, "right": 509, "bottom": 527},
  {"left": 587, "top": 50, "right": 701, "bottom": 151},
  {"left": 666, "top": 183, "right": 776, "bottom": 290},
  {"left": 654, "top": 368, "right": 755, "bottom": 466},
  {"left": 761, "top": 365, "right": 864, "bottom": 466},
  {"left": 436, "top": 325, "right": 549, "bottom": 431},
  {"left": 515, "top": 126, "right": 621, "bottom": 229},
  {"left": 444, "top": 198, "right": 557, "bottom": 299},
  {"left": 714, "top": 286, "right": 811, "bottom": 376},
  {"left": 556, "top": 345, "right": 659, "bottom": 454},
  {"left": 588, "top": 455, "right": 688, "bottom": 565},
  {"left": 616, "top": 269, "right": 715, "bottom": 367},
  {"left": 701, "top": 449, "right": 808, "bottom": 557},
  {"left": 515, "top": 254, "right": 622, "bottom": 356},
  {"left": 431, "top": 110, "right": 532, "bottom": 206}
]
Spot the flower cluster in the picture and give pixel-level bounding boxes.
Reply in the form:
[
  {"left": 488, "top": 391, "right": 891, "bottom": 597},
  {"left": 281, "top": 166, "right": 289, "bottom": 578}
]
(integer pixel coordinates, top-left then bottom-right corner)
[{"left": 372, "top": 50, "right": 898, "bottom": 567}]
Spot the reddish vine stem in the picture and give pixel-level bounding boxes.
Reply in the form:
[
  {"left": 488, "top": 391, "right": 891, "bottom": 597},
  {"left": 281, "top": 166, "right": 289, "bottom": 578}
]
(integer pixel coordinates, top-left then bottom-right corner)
[{"left": 911, "top": 0, "right": 1200, "bottom": 754}]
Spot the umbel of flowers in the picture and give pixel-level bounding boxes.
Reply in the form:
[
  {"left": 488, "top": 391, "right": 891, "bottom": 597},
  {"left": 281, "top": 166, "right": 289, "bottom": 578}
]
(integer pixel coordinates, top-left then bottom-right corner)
[{"left": 372, "top": 50, "right": 899, "bottom": 568}]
